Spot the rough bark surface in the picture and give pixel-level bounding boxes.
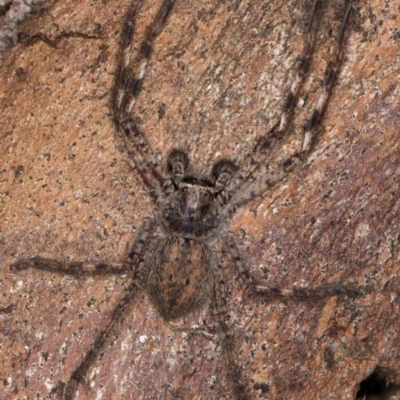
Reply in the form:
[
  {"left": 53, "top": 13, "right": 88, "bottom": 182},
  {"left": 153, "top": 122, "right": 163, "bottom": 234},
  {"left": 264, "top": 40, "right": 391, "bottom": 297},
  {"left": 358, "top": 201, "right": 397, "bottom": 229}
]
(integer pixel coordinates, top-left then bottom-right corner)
[{"left": 1, "top": 0, "right": 399, "bottom": 399}]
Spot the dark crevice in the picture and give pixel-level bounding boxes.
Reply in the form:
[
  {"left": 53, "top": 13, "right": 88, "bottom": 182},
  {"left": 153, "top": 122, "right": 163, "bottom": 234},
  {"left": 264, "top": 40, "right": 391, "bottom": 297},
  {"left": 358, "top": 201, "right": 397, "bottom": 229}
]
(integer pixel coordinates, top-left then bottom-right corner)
[{"left": 356, "top": 367, "right": 400, "bottom": 400}]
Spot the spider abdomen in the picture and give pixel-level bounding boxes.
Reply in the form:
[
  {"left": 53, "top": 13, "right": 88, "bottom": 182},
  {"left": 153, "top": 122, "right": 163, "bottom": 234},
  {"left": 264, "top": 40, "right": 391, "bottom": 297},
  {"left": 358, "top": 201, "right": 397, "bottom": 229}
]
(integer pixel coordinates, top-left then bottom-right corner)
[{"left": 147, "top": 237, "right": 212, "bottom": 321}]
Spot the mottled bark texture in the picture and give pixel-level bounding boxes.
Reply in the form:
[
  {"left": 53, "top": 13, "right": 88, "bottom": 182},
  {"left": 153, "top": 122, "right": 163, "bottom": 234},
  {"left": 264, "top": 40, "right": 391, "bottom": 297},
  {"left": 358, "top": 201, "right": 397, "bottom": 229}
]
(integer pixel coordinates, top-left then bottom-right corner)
[{"left": 1, "top": 0, "right": 399, "bottom": 399}]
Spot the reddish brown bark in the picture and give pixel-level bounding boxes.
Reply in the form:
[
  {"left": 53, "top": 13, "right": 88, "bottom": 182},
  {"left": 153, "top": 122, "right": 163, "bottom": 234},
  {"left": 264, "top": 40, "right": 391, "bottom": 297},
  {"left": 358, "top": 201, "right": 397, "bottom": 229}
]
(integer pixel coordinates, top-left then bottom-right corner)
[{"left": 1, "top": 0, "right": 399, "bottom": 399}]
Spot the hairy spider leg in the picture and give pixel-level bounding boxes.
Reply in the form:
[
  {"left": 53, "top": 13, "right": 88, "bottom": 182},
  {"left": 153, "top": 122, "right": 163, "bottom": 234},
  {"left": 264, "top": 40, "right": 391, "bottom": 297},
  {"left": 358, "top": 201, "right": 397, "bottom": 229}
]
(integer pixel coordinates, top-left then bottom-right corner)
[
  {"left": 112, "top": 0, "right": 178, "bottom": 202},
  {"left": 228, "top": 0, "right": 355, "bottom": 210},
  {"left": 210, "top": 250, "right": 249, "bottom": 400},
  {"left": 61, "top": 218, "right": 156, "bottom": 400},
  {"left": 10, "top": 258, "right": 131, "bottom": 275},
  {"left": 62, "top": 278, "right": 139, "bottom": 400},
  {"left": 217, "top": 229, "right": 361, "bottom": 400},
  {"left": 276, "top": 0, "right": 324, "bottom": 136},
  {"left": 222, "top": 230, "right": 360, "bottom": 301},
  {"left": 12, "top": 217, "right": 156, "bottom": 400},
  {"left": 9, "top": 219, "right": 156, "bottom": 277},
  {"left": 231, "top": 0, "right": 325, "bottom": 195},
  {"left": 301, "top": 0, "right": 354, "bottom": 153}
]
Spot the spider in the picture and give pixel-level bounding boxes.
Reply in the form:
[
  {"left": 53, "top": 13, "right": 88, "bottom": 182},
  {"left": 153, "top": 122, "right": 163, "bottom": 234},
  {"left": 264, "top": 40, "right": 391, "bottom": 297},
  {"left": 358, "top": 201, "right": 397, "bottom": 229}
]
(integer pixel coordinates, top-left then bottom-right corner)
[{"left": 10, "top": 0, "right": 361, "bottom": 399}]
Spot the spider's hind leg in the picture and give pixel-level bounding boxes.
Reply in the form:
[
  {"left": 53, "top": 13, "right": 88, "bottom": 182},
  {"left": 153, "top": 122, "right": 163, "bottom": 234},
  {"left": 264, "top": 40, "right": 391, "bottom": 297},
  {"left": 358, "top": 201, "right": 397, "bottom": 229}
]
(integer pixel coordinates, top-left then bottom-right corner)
[
  {"left": 10, "top": 218, "right": 156, "bottom": 400},
  {"left": 210, "top": 250, "right": 250, "bottom": 400},
  {"left": 61, "top": 277, "right": 140, "bottom": 400},
  {"left": 59, "top": 218, "right": 155, "bottom": 400}
]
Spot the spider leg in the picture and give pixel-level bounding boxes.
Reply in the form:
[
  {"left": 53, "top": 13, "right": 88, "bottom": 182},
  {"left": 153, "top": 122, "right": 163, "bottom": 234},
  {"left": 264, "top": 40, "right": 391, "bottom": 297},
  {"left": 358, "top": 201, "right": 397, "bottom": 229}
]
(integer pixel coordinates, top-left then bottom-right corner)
[
  {"left": 112, "top": 0, "right": 178, "bottom": 202},
  {"left": 301, "top": 0, "right": 353, "bottom": 155},
  {"left": 10, "top": 217, "right": 156, "bottom": 277},
  {"left": 62, "top": 278, "right": 139, "bottom": 400},
  {"left": 267, "top": 0, "right": 324, "bottom": 145},
  {"left": 253, "top": 282, "right": 361, "bottom": 300},
  {"left": 218, "top": 319, "right": 249, "bottom": 400},
  {"left": 59, "top": 219, "right": 156, "bottom": 400},
  {"left": 227, "top": 0, "right": 323, "bottom": 198},
  {"left": 229, "top": 156, "right": 299, "bottom": 210},
  {"left": 210, "top": 249, "right": 249, "bottom": 400},
  {"left": 127, "top": 216, "right": 156, "bottom": 281},
  {"left": 9, "top": 218, "right": 156, "bottom": 399},
  {"left": 222, "top": 232, "right": 253, "bottom": 286},
  {"left": 10, "top": 258, "right": 131, "bottom": 275},
  {"left": 277, "top": 0, "right": 320, "bottom": 136},
  {"left": 222, "top": 231, "right": 361, "bottom": 301},
  {"left": 226, "top": 1, "right": 354, "bottom": 210}
]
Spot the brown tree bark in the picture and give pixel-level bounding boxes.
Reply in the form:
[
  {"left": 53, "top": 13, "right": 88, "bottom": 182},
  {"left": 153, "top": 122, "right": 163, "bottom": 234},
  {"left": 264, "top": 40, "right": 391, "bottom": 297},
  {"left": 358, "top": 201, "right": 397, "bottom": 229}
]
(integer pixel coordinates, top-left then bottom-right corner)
[{"left": 1, "top": 0, "right": 399, "bottom": 399}]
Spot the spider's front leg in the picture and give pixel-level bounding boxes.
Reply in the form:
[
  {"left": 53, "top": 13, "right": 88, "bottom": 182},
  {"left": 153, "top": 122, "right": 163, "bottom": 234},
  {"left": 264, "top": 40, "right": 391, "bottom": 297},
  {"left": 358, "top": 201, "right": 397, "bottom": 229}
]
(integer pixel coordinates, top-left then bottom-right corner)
[
  {"left": 227, "top": 1, "right": 355, "bottom": 211},
  {"left": 112, "top": 0, "right": 178, "bottom": 204}
]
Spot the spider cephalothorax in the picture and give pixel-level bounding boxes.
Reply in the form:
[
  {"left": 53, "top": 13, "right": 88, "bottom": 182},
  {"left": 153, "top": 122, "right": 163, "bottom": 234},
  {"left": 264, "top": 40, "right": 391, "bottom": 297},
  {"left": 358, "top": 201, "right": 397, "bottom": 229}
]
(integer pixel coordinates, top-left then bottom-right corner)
[
  {"left": 161, "top": 150, "right": 237, "bottom": 239},
  {"left": 161, "top": 180, "right": 221, "bottom": 237}
]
